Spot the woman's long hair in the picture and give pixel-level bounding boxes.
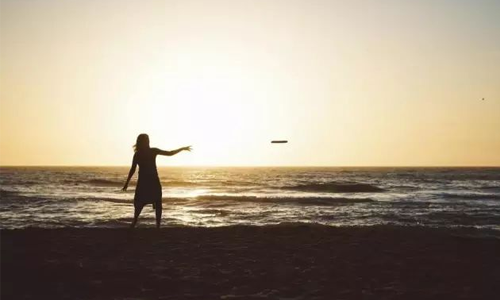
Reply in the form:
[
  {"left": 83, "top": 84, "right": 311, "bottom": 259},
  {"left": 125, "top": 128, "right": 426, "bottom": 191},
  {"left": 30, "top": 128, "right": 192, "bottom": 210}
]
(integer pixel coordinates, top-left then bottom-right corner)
[{"left": 134, "top": 133, "right": 150, "bottom": 153}]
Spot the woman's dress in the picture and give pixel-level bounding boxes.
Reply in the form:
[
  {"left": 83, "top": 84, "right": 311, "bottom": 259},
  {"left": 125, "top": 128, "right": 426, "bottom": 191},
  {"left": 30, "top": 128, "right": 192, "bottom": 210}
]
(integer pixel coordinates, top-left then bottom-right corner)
[{"left": 134, "top": 148, "right": 162, "bottom": 208}]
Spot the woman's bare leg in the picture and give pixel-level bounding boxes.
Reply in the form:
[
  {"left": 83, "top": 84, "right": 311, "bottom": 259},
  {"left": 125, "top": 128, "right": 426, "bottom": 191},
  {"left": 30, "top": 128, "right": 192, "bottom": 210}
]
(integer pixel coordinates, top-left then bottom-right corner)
[
  {"left": 131, "top": 205, "right": 143, "bottom": 228},
  {"left": 155, "top": 202, "right": 162, "bottom": 229}
]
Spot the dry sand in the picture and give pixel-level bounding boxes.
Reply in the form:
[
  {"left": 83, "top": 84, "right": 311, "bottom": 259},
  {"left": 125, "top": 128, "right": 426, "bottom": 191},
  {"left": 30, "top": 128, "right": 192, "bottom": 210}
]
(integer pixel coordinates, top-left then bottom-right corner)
[{"left": 2, "top": 225, "right": 500, "bottom": 299}]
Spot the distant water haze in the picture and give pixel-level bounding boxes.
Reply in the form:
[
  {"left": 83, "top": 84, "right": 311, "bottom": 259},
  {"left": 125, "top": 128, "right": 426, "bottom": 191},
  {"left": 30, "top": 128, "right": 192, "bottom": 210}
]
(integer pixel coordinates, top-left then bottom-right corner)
[{"left": 1, "top": 0, "right": 500, "bottom": 166}]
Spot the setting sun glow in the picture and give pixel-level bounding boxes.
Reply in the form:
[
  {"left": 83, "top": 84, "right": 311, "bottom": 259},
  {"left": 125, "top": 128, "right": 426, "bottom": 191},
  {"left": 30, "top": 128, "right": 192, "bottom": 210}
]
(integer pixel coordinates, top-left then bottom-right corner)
[{"left": 1, "top": 0, "right": 499, "bottom": 166}]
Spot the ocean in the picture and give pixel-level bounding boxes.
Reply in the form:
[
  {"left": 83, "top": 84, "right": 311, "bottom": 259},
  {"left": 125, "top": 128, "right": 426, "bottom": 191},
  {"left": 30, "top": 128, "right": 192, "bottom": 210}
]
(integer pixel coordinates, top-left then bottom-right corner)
[{"left": 1, "top": 167, "right": 499, "bottom": 229}]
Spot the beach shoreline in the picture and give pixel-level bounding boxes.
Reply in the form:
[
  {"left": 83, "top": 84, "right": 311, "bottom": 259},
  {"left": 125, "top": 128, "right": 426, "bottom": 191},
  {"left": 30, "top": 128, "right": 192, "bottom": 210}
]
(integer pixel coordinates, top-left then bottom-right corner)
[{"left": 2, "top": 224, "right": 500, "bottom": 299}]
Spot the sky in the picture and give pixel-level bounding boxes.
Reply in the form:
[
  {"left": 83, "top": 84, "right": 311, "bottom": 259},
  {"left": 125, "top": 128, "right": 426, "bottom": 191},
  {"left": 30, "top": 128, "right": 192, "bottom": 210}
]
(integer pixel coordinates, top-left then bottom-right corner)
[{"left": 1, "top": 0, "right": 499, "bottom": 166}]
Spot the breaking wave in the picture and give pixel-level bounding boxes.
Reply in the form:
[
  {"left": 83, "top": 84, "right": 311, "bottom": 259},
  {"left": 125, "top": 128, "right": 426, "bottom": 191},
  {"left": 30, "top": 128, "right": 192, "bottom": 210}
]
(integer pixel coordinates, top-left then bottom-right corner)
[
  {"left": 440, "top": 193, "right": 500, "bottom": 201},
  {"left": 85, "top": 179, "right": 123, "bottom": 187},
  {"left": 161, "top": 181, "right": 198, "bottom": 187},
  {"left": 85, "top": 179, "right": 203, "bottom": 188},
  {"left": 196, "top": 195, "right": 373, "bottom": 205},
  {"left": 283, "top": 182, "right": 385, "bottom": 193}
]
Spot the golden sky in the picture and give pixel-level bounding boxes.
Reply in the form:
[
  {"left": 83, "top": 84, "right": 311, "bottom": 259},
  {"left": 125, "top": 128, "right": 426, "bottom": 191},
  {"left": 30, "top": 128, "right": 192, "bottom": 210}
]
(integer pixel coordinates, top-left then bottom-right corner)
[{"left": 1, "top": 0, "right": 499, "bottom": 166}]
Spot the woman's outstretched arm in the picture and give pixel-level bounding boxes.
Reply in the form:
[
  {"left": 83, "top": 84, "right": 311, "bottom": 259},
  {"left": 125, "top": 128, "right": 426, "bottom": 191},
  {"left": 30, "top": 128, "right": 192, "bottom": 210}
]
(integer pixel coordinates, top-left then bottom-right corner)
[
  {"left": 122, "top": 154, "right": 137, "bottom": 191},
  {"left": 156, "top": 146, "right": 192, "bottom": 156}
]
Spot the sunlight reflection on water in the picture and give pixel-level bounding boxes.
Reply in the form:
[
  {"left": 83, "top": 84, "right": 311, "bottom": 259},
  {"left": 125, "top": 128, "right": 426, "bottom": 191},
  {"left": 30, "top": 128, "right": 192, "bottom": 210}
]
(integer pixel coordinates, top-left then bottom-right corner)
[{"left": 1, "top": 167, "right": 500, "bottom": 229}]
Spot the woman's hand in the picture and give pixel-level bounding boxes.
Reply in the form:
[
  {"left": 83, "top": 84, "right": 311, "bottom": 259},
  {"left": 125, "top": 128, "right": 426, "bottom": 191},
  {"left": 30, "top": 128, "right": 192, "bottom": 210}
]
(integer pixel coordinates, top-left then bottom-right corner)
[{"left": 183, "top": 146, "right": 192, "bottom": 152}]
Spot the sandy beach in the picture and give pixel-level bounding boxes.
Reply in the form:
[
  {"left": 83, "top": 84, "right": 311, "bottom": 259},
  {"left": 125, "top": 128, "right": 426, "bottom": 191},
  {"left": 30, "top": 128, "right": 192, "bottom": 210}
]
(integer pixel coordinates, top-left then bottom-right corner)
[{"left": 2, "top": 225, "right": 499, "bottom": 299}]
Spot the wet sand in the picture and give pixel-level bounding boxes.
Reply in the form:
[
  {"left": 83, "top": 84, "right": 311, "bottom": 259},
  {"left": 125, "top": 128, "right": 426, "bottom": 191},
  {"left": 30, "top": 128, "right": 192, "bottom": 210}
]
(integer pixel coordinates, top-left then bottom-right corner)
[{"left": 2, "top": 225, "right": 500, "bottom": 299}]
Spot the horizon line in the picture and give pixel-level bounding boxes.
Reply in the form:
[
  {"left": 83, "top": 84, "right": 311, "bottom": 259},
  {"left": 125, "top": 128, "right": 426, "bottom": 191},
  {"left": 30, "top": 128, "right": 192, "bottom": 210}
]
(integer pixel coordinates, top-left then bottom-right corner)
[{"left": 1, "top": 165, "right": 500, "bottom": 168}]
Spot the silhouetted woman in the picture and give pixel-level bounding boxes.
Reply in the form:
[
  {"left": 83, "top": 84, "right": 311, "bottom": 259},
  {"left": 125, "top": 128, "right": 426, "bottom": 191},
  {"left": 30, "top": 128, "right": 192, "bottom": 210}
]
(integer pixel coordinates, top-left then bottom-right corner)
[{"left": 122, "top": 134, "right": 191, "bottom": 228}]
